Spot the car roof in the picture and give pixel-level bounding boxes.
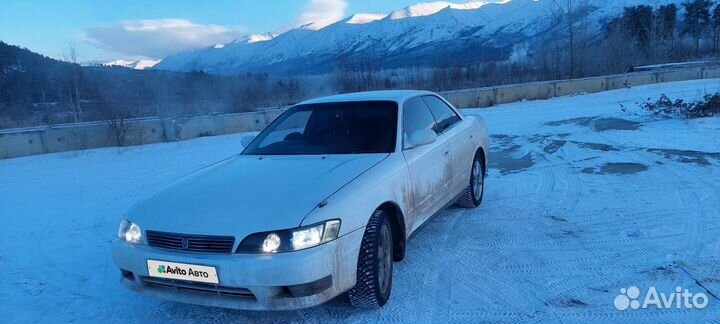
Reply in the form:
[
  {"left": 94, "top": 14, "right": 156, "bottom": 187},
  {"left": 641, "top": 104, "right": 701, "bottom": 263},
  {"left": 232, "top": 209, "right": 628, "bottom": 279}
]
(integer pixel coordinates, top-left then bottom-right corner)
[{"left": 298, "top": 90, "right": 436, "bottom": 105}]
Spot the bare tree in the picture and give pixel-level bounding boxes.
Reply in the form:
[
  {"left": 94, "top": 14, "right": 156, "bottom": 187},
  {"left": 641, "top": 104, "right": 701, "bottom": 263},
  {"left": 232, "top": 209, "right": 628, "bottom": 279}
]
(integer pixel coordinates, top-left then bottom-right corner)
[
  {"left": 98, "top": 95, "right": 133, "bottom": 147},
  {"left": 600, "top": 18, "right": 639, "bottom": 73},
  {"left": 713, "top": 3, "right": 720, "bottom": 53},
  {"left": 105, "top": 110, "right": 132, "bottom": 147},
  {"left": 96, "top": 71, "right": 134, "bottom": 147},
  {"left": 61, "top": 42, "right": 82, "bottom": 123},
  {"left": 566, "top": 0, "right": 575, "bottom": 78},
  {"left": 574, "top": 0, "right": 591, "bottom": 76},
  {"left": 547, "top": 1, "right": 571, "bottom": 78},
  {"left": 334, "top": 44, "right": 354, "bottom": 92},
  {"left": 334, "top": 48, "right": 384, "bottom": 93},
  {"left": 549, "top": 0, "right": 592, "bottom": 78}
]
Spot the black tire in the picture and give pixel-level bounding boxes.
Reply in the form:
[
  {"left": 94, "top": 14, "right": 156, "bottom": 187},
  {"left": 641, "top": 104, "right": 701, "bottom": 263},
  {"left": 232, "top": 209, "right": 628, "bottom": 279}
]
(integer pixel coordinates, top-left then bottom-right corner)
[
  {"left": 348, "top": 210, "right": 394, "bottom": 308},
  {"left": 457, "top": 152, "right": 485, "bottom": 208}
]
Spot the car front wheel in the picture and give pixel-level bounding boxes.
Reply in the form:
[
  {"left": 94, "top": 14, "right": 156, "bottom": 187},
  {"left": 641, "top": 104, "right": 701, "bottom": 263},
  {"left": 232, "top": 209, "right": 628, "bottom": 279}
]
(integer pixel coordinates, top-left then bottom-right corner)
[{"left": 348, "top": 209, "right": 394, "bottom": 308}]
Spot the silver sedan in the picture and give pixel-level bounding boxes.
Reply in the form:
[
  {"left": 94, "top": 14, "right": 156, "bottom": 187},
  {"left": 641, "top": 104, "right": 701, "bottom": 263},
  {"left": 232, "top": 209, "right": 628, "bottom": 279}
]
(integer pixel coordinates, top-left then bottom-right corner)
[{"left": 112, "top": 90, "right": 490, "bottom": 310}]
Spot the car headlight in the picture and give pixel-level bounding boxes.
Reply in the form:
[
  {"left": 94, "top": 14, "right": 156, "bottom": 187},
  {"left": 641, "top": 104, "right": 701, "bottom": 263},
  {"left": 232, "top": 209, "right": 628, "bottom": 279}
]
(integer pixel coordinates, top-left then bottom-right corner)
[
  {"left": 118, "top": 219, "right": 143, "bottom": 244},
  {"left": 237, "top": 219, "right": 341, "bottom": 253}
]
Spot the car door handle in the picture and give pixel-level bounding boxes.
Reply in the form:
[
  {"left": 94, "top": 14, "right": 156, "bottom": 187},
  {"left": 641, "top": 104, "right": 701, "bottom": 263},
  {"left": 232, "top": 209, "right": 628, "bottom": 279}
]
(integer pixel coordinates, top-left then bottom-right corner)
[{"left": 443, "top": 150, "right": 450, "bottom": 156}]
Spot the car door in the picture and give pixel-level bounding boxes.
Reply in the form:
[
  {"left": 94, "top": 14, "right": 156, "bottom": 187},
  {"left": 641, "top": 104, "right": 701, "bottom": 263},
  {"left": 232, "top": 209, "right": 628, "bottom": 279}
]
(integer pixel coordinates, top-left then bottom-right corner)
[
  {"left": 401, "top": 97, "right": 453, "bottom": 231},
  {"left": 421, "top": 95, "right": 474, "bottom": 198}
]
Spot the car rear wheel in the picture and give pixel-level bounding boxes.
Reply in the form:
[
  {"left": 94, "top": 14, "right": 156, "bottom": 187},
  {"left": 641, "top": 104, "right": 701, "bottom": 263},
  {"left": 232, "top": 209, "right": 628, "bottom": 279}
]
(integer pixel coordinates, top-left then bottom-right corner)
[
  {"left": 458, "top": 153, "right": 485, "bottom": 208},
  {"left": 348, "top": 210, "right": 394, "bottom": 308}
]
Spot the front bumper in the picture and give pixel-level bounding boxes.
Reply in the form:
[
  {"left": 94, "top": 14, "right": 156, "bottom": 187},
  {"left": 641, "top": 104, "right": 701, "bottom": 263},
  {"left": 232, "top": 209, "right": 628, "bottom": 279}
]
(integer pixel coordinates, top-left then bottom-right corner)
[{"left": 112, "top": 228, "right": 363, "bottom": 310}]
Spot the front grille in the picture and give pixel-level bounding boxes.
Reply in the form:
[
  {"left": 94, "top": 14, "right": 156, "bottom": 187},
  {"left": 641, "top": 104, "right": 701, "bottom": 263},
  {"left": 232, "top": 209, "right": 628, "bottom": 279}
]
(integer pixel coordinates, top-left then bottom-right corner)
[
  {"left": 141, "top": 277, "right": 255, "bottom": 298},
  {"left": 146, "top": 231, "right": 235, "bottom": 253}
]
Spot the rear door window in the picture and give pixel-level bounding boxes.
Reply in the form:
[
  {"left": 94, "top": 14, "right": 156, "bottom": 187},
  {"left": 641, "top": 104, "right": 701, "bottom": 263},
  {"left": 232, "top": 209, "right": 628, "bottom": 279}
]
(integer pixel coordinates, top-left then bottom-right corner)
[{"left": 422, "top": 95, "right": 461, "bottom": 134}]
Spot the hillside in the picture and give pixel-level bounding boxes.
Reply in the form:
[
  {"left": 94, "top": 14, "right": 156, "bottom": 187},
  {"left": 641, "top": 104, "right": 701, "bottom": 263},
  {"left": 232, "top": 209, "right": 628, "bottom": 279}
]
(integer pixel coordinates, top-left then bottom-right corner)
[
  {"left": 0, "top": 42, "right": 305, "bottom": 129},
  {"left": 155, "top": 0, "right": 681, "bottom": 75}
]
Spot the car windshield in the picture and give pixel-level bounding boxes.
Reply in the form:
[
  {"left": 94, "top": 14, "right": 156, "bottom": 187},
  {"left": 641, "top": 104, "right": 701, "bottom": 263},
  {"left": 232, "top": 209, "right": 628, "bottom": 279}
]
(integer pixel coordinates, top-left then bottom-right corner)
[{"left": 243, "top": 101, "right": 397, "bottom": 155}]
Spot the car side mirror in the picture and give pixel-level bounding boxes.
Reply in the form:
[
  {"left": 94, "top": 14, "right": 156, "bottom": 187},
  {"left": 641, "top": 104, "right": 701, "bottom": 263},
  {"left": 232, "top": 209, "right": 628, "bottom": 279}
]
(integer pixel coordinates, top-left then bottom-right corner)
[
  {"left": 241, "top": 135, "right": 256, "bottom": 147},
  {"left": 406, "top": 129, "right": 437, "bottom": 149}
]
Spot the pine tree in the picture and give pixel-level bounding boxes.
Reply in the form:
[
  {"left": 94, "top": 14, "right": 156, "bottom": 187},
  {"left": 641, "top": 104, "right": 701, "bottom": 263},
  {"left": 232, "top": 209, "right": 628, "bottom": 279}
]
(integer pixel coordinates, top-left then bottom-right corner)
[
  {"left": 656, "top": 4, "right": 678, "bottom": 41},
  {"left": 623, "top": 6, "right": 654, "bottom": 47},
  {"left": 682, "top": 0, "right": 712, "bottom": 56}
]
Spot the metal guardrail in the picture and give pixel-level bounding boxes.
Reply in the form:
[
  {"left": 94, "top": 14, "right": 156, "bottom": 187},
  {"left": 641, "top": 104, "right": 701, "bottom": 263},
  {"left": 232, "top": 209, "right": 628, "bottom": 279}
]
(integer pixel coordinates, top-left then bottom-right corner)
[
  {"left": 440, "top": 64, "right": 719, "bottom": 108},
  {"left": 631, "top": 61, "right": 720, "bottom": 72}
]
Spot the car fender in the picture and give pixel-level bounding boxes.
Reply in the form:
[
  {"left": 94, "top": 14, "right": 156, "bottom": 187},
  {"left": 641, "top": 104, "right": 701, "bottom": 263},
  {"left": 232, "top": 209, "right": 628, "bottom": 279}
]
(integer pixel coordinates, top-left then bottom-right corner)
[{"left": 301, "top": 153, "right": 413, "bottom": 240}]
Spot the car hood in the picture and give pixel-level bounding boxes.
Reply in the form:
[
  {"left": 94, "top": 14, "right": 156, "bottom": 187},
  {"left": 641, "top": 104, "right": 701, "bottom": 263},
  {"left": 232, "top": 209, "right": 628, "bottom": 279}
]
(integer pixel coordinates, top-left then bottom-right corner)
[{"left": 127, "top": 154, "right": 387, "bottom": 239}]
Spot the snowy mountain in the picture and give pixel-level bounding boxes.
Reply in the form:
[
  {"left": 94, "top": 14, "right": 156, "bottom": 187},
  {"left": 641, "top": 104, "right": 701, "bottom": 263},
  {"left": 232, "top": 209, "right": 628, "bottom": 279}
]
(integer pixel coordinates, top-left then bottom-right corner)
[
  {"left": 154, "top": 0, "right": 679, "bottom": 75},
  {"left": 346, "top": 13, "right": 388, "bottom": 24},
  {"left": 388, "top": 0, "right": 489, "bottom": 19},
  {"left": 105, "top": 59, "right": 160, "bottom": 70}
]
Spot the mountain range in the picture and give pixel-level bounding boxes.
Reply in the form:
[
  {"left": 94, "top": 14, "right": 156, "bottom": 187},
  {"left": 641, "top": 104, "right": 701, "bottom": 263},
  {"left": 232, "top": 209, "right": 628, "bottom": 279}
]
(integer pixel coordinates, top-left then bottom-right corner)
[{"left": 154, "top": 0, "right": 679, "bottom": 76}]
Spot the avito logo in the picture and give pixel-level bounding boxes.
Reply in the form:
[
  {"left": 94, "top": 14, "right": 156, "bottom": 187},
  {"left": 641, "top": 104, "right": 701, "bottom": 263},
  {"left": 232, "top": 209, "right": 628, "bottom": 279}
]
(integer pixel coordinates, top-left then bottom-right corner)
[
  {"left": 614, "top": 286, "right": 709, "bottom": 310},
  {"left": 156, "top": 264, "right": 210, "bottom": 279},
  {"left": 156, "top": 265, "right": 187, "bottom": 275}
]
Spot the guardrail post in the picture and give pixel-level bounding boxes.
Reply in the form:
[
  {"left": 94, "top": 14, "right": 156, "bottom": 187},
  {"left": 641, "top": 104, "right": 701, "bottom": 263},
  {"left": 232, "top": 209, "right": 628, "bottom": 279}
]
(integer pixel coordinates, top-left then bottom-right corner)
[{"left": 162, "top": 118, "right": 176, "bottom": 142}]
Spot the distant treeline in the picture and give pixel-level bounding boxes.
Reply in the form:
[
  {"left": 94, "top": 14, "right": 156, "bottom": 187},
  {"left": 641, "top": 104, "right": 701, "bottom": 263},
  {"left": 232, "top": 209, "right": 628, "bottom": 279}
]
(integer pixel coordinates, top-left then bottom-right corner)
[
  {"left": 0, "top": 42, "right": 308, "bottom": 129},
  {"left": 2, "top": 0, "right": 720, "bottom": 129}
]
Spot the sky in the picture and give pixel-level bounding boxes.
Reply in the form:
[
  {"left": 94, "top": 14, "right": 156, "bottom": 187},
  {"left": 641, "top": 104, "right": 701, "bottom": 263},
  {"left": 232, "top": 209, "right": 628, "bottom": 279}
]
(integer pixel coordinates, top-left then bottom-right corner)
[{"left": 0, "top": 0, "right": 432, "bottom": 63}]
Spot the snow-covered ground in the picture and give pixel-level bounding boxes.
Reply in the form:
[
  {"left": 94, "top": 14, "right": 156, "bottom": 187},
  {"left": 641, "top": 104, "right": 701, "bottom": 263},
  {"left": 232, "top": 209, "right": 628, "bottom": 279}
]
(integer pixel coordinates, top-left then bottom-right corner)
[{"left": 2, "top": 79, "right": 720, "bottom": 323}]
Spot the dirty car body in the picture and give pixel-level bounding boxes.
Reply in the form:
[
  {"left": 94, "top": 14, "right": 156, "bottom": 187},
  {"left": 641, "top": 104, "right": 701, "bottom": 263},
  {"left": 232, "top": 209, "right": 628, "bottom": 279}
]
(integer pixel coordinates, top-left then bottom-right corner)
[{"left": 112, "top": 90, "right": 490, "bottom": 310}]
